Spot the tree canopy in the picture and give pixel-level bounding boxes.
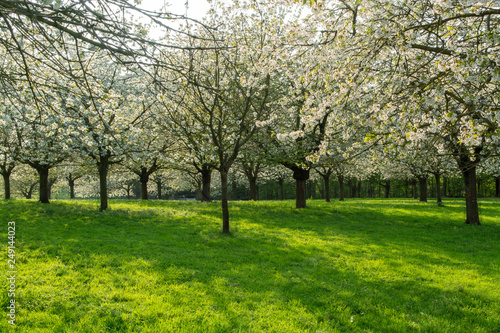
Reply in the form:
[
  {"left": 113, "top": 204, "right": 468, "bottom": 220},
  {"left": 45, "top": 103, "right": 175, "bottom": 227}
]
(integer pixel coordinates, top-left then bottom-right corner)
[{"left": 1, "top": 0, "right": 499, "bottom": 230}]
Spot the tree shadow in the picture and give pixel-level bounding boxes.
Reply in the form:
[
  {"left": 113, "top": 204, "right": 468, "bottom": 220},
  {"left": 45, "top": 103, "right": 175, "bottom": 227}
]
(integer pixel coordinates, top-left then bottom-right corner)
[{"left": 3, "top": 199, "right": 500, "bottom": 332}]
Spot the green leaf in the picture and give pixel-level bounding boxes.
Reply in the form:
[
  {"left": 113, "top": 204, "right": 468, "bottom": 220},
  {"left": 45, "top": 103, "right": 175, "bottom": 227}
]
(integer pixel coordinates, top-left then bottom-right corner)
[{"left": 296, "top": 0, "right": 316, "bottom": 6}]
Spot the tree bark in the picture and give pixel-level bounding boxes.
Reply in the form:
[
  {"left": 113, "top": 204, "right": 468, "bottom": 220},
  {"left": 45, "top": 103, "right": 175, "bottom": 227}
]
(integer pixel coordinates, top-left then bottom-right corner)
[
  {"left": 434, "top": 173, "right": 442, "bottom": 204},
  {"left": 48, "top": 177, "right": 56, "bottom": 200},
  {"left": 97, "top": 159, "right": 109, "bottom": 211},
  {"left": 282, "top": 163, "right": 310, "bottom": 208},
  {"left": 384, "top": 179, "right": 391, "bottom": 198},
  {"left": 2, "top": 171, "right": 11, "bottom": 199},
  {"left": 296, "top": 179, "right": 307, "bottom": 208},
  {"left": 242, "top": 162, "right": 260, "bottom": 201},
  {"left": 140, "top": 179, "right": 148, "bottom": 200},
  {"left": 306, "top": 180, "right": 312, "bottom": 200},
  {"left": 69, "top": 178, "right": 75, "bottom": 199},
  {"left": 418, "top": 176, "right": 427, "bottom": 202},
  {"left": 38, "top": 166, "right": 50, "bottom": 203},
  {"left": 200, "top": 166, "right": 212, "bottom": 202},
  {"left": 248, "top": 176, "right": 258, "bottom": 201},
  {"left": 249, "top": 178, "right": 258, "bottom": 201},
  {"left": 156, "top": 180, "right": 162, "bottom": 200},
  {"left": 220, "top": 170, "right": 230, "bottom": 234},
  {"left": 462, "top": 166, "right": 480, "bottom": 225},
  {"left": 139, "top": 167, "right": 149, "bottom": 200},
  {"left": 338, "top": 174, "right": 345, "bottom": 201},
  {"left": 292, "top": 168, "right": 309, "bottom": 208},
  {"left": 412, "top": 179, "right": 418, "bottom": 199},
  {"left": 27, "top": 184, "right": 35, "bottom": 199},
  {"left": 323, "top": 175, "right": 331, "bottom": 202}
]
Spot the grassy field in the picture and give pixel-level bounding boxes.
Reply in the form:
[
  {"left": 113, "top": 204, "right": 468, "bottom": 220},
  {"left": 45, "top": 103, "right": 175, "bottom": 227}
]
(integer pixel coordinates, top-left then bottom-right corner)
[{"left": 1, "top": 198, "right": 499, "bottom": 332}]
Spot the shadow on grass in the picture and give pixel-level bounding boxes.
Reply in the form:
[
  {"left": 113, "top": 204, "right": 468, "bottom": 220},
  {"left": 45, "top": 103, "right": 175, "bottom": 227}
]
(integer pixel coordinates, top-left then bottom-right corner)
[{"left": 1, "top": 199, "right": 499, "bottom": 332}]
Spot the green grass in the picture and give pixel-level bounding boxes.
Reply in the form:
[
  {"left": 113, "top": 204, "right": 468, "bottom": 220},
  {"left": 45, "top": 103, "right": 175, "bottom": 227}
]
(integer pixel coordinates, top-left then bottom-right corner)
[{"left": 1, "top": 198, "right": 499, "bottom": 332}]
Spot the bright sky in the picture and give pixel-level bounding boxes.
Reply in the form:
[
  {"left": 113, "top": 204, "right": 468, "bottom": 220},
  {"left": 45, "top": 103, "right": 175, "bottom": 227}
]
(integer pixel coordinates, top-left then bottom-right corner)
[{"left": 139, "top": 0, "right": 214, "bottom": 21}]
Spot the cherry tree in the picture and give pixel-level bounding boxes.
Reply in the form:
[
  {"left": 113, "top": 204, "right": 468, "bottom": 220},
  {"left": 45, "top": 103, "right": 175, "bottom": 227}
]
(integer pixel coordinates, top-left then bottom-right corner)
[
  {"left": 297, "top": 0, "right": 499, "bottom": 224},
  {"left": 11, "top": 164, "right": 38, "bottom": 199},
  {"left": 235, "top": 131, "right": 274, "bottom": 201},
  {"left": 14, "top": 81, "right": 69, "bottom": 203},
  {"left": 0, "top": 0, "right": 214, "bottom": 78},
  {"left": 156, "top": 1, "right": 291, "bottom": 233},
  {"left": 55, "top": 45, "right": 154, "bottom": 210},
  {"left": 154, "top": 91, "right": 220, "bottom": 202},
  {"left": 151, "top": 169, "right": 175, "bottom": 200},
  {"left": 0, "top": 94, "right": 22, "bottom": 199},
  {"left": 122, "top": 100, "right": 176, "bottom": 200},
  {"left": 57, "top": 158, "right": 94, "bottom": 199},
  {"left": 361, "top": 1, "right": 499, "bottom": 224},
  {"left": 262, "top": 165, "right": 293, "bottom": 201}
]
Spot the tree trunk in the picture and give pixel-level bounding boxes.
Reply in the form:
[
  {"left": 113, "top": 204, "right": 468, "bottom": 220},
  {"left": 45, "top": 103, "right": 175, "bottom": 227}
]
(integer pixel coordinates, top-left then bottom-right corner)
[
  {"left": 138, "top": 167, "right": 149, "bottom": 200},
  {"left": 296, "top": 179, "right": 307, "bottom": 208},
  {"left": 220, "top": 170, "right": 230, "bottom": 234},
  {"left": 48, "top": 178, "right": 56, "bottom": 200},
  {"left": 27, "top": 184, "right": 35, "bottom": 199},
  {"left": 418, "top": 176, "right": 427, "bottom": 202},
  {"left": 293, "top": 168, "right": 309, "bottom": 208},
  {"left": 462, "top": 166, "right": 480, "bottom": 225},
  {"left": 496, "top": 176, "right": 500, "bottom": 198},
  {"left": 338, "top": 174, "right": 345, "bottom": 201},
  {"left": 201, "top": 166, "right": 212, "bottom": 202},
  {"left": 38, "top": 167, "right": 50, "bottom": 204},
  {"left": 278, "top": 178, "right": 284, "bottom": 201},
  {"left": 306, "top": 180, "right": 312, "bottom": 200},
  {"left": 249, "top": 176, "right": 258, "bottom": 201},
  {"left": 69, "top": 178, "right": 75, "bottom": 199},
  {"left": 231, "top": 178, "right": 238, "bottom": 201},
  {"left": 2, "top": 171, "right": 11, "bottom": 199},
  {"left": 156, "top": 180, "right": 162, "bottom": 200},
  {"left": 434, "top": 173, "right": 442, "bottom": 204},
  {"left": 412, "top": 179, "right": 418, "bottom": 199},
  {"left": 323, "top": 175, "right": 331, "bottom": 202},
  {"left": 357, "top": 181, "right": 361, "bottom": 198},
  {"left": 98, "top": 159, "right": 109, "bottom": 211},
  {"left": 141, "top": 180, "right": 148, "bottom": 200},
  {"left": 384, "top": 179, "right": 391, "bottom": 198}
]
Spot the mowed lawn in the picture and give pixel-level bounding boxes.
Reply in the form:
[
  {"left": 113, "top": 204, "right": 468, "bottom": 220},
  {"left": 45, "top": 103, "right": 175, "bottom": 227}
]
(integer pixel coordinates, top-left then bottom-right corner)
[{"left": 1, "top": 198, "right": 499, "bottom": 332}]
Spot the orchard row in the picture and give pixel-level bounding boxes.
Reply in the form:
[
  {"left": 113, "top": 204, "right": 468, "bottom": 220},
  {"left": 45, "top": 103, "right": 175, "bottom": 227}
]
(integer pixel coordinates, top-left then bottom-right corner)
[{"left": 1, "top": 0, "right": 499, "bottom": 231}]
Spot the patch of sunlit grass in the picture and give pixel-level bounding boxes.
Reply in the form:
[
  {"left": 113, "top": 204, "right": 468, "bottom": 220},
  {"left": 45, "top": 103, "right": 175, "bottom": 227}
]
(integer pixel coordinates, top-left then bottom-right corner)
[{"left": 1, "top": 198, "right": 499, "bottom": 332}]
